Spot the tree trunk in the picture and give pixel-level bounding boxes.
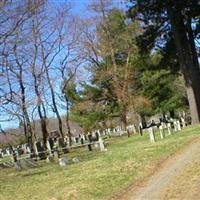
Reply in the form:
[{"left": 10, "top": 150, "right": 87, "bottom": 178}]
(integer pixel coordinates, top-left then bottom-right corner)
[
  {"left": 45, "top": 65, "right": 64, "bottom": 139},
  {"left": 37, "top": 104, "right": 48, "bottom": 150},
  {"left": 33, "top": 78, "right": 48, "bottom": 149},
  {"left": 169, "top": 110, "right": 175, "bottom": 118},
  {"left": 121, "top": 108, "right": 130, "bottom": 137},
  {"left": 140, "top": 114, "right": 147, "bottom": 128},
  {"left": 65, "top": 97, "right": 72, "bottom": 146},
  {"left": 167, "top": 5, "right": 200, "bottom": 124},
  {"left": 19, "top": 65, "right": 34, "bottom": 148}
]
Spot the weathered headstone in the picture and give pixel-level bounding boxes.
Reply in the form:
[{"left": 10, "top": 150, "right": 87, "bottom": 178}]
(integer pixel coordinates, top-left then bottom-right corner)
[
  {"left": 177, "top": 120, "right": 181, "bottom": 131},
  {"left": 72, "top": 137, "right": 76, "bottom": 144},
  {"left": 138, "top": 122, "right": 143, "bottom": 136},
  {"left": 47, "top": 138, "right": 54, "bottom": 154},
  {"left": 173, "top": 121, "right": 178, "bottom": 132},
  {"left": 34, "top": 141, "right": 46, "bottom": 160},
  {"left": 181, "top": 117, "right": 186, "bottom": 128},
  {"left": 75, "top": 137, "right": 79, "bottom": 143},
  {"left": 98, "top": 137, "right": 107, "bottom": 151},
  {"left": 148, "top": 127, "right": 156, "bottom": 142},
  {"left": 167, "top": 123, "right": 172, "bottom": 135},
  {"left": 46, "top": 155, "right": 54, "bottom": 163},
  {"left": 80, "top": 138, "right": 84, "bottom": 145},
  {"left": 59, "top": 158, "right": 69, "bottom": 167},
  {"left": 107, "top": 128, "right": 111, "bottom": 136},
  {"left": 97, "top": 130, "right": 101, "bottom": 137},
  {"left": 72, "top": 157, "right": 80, "bottom": 163},
  {"left": 87, "top": 134, "right": 92, "bottom": 151},
  {"left": 159, "top": 124, "right": 165, "bottom": 139},
  {"left": 58, "top": 137, "right": 68, "bottom": 153},
  {"left": 54, "top": 150, "right": 61, "bottom": 160}
]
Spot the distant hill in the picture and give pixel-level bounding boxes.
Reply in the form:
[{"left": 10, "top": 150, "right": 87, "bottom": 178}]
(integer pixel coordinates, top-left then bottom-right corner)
[{"left": 0, "top": 117, "right": 83, "bottom": 146}]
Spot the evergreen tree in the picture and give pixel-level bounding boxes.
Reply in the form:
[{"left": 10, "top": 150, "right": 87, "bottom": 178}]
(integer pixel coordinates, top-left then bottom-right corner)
[{"left": 128, "top": 0, "right": 200, "bottom": 124}]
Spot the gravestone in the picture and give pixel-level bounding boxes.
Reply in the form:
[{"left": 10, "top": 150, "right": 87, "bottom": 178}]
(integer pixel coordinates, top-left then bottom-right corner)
[
  {"left": 72, "top": 157, "right": 80, "bottom": 163},
  {"left": 148, "top": 127, "right": 156, "bottom": 142},
  {"left": 181, "top": 117, "right": 186, "bottom": 128},
  {"left": 54, "top": 150, "right": 61, "bottom": 160},
  {"left": 58, "top": 138, "right": 68, "bottom": 153},
  {"left": 97, "top": 130, "right": 101, "bottom": 136},
  {"left": 103, "top": 130, "right": 106, "bottom": 136},
  {"left": 177, "top": 120, "right": 181, "bottom": 131},
  {"left": 47, "top": 138, "right": 54, "bottom": 154},
  {"left": 34, "top": 141, "right": 46, "bottom": 160},
  {"left": 138, "top": 123, "right": 143, "bottom": 136},
  {"left": 72, "top": 137, "right": 76, "bottom": 144},
  {"left": 130, "top": 124, "right": 136, "bottom": 134},
  {"left": 46, "top": 155, "right": 54, "bottom": 163},
  {"left": 159, "top": 124, "right": 165, "bottom": 139},
  {"left": 6, "top": 148, "right": 12, "bottom": 156},
  {"left": 80, "top": 138, "right": 84, "bottom": 145},
  {"left": 94, "top": 132, "right": 99, "bottom": 148},
  {"left": 59, "top": 158, "right": 69, "bottom": 167},
  {"left": 173, "top": 121, "right": 178, "bottom": 132},
  {"left": 83, "top": 134, "right": 87, "bottom": 141},
  {"left": 167, "top": 123, "right": 172, "bottom": 135},
  {"left": 75, "top": 137, "right": 79, "bottom": 143},
  {"left": 98, "top": 137, "right": 107, "bottom": 151},
  {"left": 87, "top": 134, "right": 92, "bottom": 151}
]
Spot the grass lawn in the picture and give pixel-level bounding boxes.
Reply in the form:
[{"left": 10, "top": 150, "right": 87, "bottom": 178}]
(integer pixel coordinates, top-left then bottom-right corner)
[{"left": 0, "top": 125, "right": 200, "bottom": 200}]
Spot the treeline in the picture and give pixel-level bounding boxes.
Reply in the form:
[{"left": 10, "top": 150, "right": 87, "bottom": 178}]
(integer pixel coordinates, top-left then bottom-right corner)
[
  {"left": 0, "top": 0, "right": 199, "bottom": 146},
  {"left": 0, "top": 0, "right": 81, "bottom": 147}
]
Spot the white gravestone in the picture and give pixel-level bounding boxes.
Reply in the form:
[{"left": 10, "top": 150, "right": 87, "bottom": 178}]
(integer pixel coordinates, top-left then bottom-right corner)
[
  {"left": 177, "top": 120, "right": 181, "bottom": 131},
  {"left": 173, "top": 121, "right": 178, "bottom": 132},
  {"left": 167, "top": 123, "right": 171, "bottom": 135},
  {"left": 98, "top": 137, "right": 107, "bottom": 151},
  {"left": 181, "top": 117, "right": 186, "bottom": 128},
  {"left": 148, "top": 127, "right": 156, "bottom": 142},
  {"left": 159, "top": 124, "right": 165, "bottom": 139}
]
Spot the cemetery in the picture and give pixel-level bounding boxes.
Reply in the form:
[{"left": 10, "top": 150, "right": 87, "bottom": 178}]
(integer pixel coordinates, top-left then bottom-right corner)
[
  {"left": 0, "top": 116, "right": 188, "bottom": 168},
  {"left": 1, "top": 0, "right": 200, "bottom": 199},
  {"left": 1, "top": 120, "right": 200, "bottom": 199}
]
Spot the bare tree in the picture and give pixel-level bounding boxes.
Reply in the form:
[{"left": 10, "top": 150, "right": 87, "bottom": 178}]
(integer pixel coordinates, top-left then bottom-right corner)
[{"left": 79, "top": 1, "right": 143, "bottom": 136}]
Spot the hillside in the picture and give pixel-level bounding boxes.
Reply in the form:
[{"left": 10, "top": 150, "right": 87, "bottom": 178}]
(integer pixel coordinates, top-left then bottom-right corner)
[{"left": 0, "top": 117, "right": 83, "bottom": 145}]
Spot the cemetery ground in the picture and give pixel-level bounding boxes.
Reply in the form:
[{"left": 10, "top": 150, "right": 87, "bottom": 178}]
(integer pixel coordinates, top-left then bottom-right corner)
[{"left": 0, "top": 125, "right": 200, "bottom": 200}]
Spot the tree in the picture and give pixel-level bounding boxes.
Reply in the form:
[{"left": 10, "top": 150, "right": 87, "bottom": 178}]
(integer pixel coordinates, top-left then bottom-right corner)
[
  {"left": 0, "top": 1, "right": 82, "bottom": 148},
  {"left": 128, "top": 0, "right": 200, "bottom": 124},
  {"left": 76, "top": 2, "right": 148, "bottom": 135},
  {"left": 0, "top": 0, "right": 44, "bottom": 146}
]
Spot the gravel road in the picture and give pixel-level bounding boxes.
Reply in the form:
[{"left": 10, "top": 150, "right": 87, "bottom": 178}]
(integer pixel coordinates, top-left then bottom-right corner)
[{"left": 129, "top": 138, "right": 200, "bottom": 200}]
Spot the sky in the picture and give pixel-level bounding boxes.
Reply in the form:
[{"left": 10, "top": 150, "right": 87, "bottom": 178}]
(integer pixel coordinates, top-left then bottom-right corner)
[
  {"left": 0, "top": 0, "right": 127, "bottom": 130},
  {"left": 54, "top": 0, "right": 127, "bottom": 16}
]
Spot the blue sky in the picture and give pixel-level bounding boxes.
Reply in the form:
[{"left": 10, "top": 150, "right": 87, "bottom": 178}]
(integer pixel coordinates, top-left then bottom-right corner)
[
  {"left": 53, "top": 0, "right": 127, "bottom": 16},
  {"left": 0, "top": 0, "right": 128, "bottom": 130}
]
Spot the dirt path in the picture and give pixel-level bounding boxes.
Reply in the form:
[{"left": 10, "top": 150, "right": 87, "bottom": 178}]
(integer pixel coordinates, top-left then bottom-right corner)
[{"left": 127, "top": 138, "right": 200, "bottom": 200}]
